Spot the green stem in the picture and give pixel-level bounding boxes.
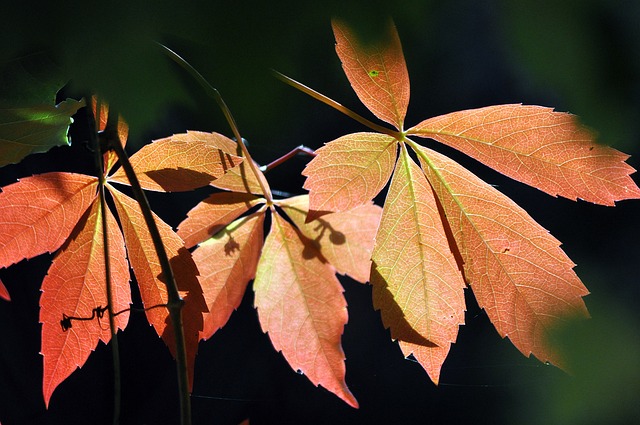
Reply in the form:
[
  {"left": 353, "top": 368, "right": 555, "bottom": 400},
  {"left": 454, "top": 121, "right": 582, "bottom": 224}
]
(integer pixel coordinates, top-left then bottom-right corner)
[
  {"left": 157, "top": 43, "right": 274, "bottom": 204},
  {"left": 271, "top": 70, "right": 400, "bottom": 138},
  {"left": 87, "top": 99, "right": 121, "bottom": 425},
  {"left": 104, "top": 110, "right": 192, "bottom": 425}
]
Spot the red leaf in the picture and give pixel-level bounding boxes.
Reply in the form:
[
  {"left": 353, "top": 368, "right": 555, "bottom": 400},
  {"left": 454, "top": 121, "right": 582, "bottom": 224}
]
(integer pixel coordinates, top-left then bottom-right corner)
[
  {"left": 0, "top": 278, "right": 10, "bottom": 301},
  {"left": 0, "top": 173, "right": 98, "bottom": 269},
  {"left": 108, "top": 186, "right": 206, "bottom": 388},
  {"left": 371, "top": 145, "right": 466, "bottom": 382},
  {"left": 332, "top": 19, "right": 410, "bottom": 129},
  {"left": 92, "top": 96, "right": 129, "bottom": 172},
  {"left": 193, "top": 212, "right": 265, "bottom": 340},
  {"left": 302, "top": 132, "right": 397, "bottom": 219},
  {"left": 409, "top": 105, "right": 640, "bottom": 205},
  {"left": 278, "top": 194, "right": 382, "bottom": 283},
  {"left": 178, "top": 192, "right": 263, "bottom": 249},
  {"left": 416, "top": 144, "right": 589, "bottom": 365},
  {"left": 40, "top": 200, "right": 130, "bottom": 406},
  {"left": 108, "top": 134, "right": 243, "bottom": 192},
  {"left": 254, "top": 212, "right": 358, "bottom": 408}
]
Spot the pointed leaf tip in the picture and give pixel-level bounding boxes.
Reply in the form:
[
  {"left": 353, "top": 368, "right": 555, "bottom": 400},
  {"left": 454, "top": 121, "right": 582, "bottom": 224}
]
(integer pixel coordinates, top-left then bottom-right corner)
[
  {"left": 41, "top": 201, "right": 130, "bottom": 406},
  {"left": 332, "top": 19, "right": 410, "bottom": 129},
  {"left": 409, "top": 104, "right": 640, "bottom": 205},
  {"left": 371, "top": 146, "right": 465, "bottom": 380},
  {"left": 416, "top": 143, "right": 589, "bottom": 366},
  {"left": 254, "top": 212, "right": 358, "bottom": 407}
]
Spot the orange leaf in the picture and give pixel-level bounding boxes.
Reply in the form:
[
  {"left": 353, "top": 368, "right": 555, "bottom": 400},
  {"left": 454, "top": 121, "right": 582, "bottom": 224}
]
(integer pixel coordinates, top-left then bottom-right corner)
[
  {"left": 409, "top": 105, "right": 640, "bottom": 205},
  {"left": 254, "top": 212, "right": 358, "bottom": 408},
  {"left": 177, "top": 192, "right": 263, "bottom": 249},
  {"left": 108, "top": 134, "right": 243, "bottom": 192},
  {"left": 332, "top": 19, "right": 410, "bottom": 129},
  {"left": 193, "top": 212, "right": 265, "bottom": 340},
  {"left": 168, "top": 131, "right": 265, "bottom": 195},
  {"left": 91, "top": 96, "right": 129, "bottom": 172},
  {"left": 302, "top": 132, "right": 397, "bottom": 219},
  {"left": 415, "top": 143, "right": 589, "bottom": 365},
  {"left": 278, "top": 194, "right": 382, "bottom": 283},
  {"left": 0, "top": 278, "right": 10, "bottom": 301},
  {"left": 40, "top": 200, "right": 130, "bottom": 406},
  {"left": 371, "top": 145, "right": 466, "bottom": 382},
  {"left": 0, "top": 172, "right": 98, "bottom": 269},
  {"left": 108, "top": 186, "right": 206, "bottom": 388}
]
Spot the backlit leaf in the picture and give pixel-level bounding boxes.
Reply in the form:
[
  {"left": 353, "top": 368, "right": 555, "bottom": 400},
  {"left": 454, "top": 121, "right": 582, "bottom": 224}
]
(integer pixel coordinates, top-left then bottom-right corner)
[
  {"left": 409, "top": 105, "right": 640, "bottom": 205},
  {"left": 0, "top": 172, "right": 98, "bottom": 269},
  {"left": 108, "top": 135, "right": 243, "bottom": 192},
  {"left": 40, "top": 199, "right": 130, "bottom": 406},
  {"left": 332, "top": 19, "right": 410, "bottom": 129},
  {"left": 416, "top": 143, "right": 589, "bottom": 365},
  {"left": 108, "top": 187, "right": 206, "bottom": 388},
  {"left": 170, "top": 131, "right": 264, "bottom": 195},
  {"left": 194, "top": 212, "right": 265, "bottom": 340},
  {"left": 371, "top": 145, "right": 465, "bottom": 381},
  {"left": 302, "top": 132, "right": 397, "bottom": 219},
  {"left": 178, "top": 192, "right": 263, "bottom": 249},
  {"left": 0, "top": 99, "right": 85, "bottom": 167},
  {"left": 279, "top": 194, "right": 382, "bottom": 283},
  {"left": 254, "top": 212, "right": 358, "bottom": 408}
]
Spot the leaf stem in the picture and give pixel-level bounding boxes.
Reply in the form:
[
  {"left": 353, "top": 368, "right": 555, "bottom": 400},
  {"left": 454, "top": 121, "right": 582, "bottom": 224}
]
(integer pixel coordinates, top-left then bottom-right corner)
[
  {"left": 87, "top": 100, "right": 121, "bottom": 425},
  {"left": 156, "top": 42, "right": 273, "bottom": 204},
  {"left": 259, "top": 145, "right": 316, "bottom": 173},
  {"left": 103, "top": 109, "right": 192, "bottom": 425},
  {"left": 272, "top": 70, "right": 400, "bottom": 138}
]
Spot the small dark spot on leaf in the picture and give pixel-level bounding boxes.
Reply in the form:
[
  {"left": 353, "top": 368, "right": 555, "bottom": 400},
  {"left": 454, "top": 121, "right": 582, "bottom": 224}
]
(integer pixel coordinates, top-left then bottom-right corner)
[
  {"left": 502, "top": 248, "right": 510, "bottom": 253},
  {"left": 368, "top": 70, "right": 380, "bottom": 77}
]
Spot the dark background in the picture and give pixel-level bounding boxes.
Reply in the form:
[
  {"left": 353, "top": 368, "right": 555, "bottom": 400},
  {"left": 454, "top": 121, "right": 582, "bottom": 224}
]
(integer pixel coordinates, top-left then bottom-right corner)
[{"left": 1, "top": 1, "right": 639, "bottom": 424}]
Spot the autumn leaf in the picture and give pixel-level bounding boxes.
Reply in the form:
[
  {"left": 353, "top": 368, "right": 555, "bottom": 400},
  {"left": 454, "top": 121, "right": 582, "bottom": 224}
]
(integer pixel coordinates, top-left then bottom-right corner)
[
  {"left": 194, "top": 212, "right": 264, "bottom": 340},
  {"left": 0, "top": 101, "right": 243, "bottom": 403},
  {"left": 278, "top": 194, "right": 382, "bottom": 283},
  {"left": 177, "top": 192, "right": 263, "bottom": 249},
  {"left": 291, "top": 19, "right": 640, "bottom": 382},
  {"left": 302, "top": 132, "right": 397, "bottom": 220},
  {"left": 253, "top": 212, "right": 358, "bottom": 408},
  {"left": 371, "top": 145, "right": 466, "bottom": 382},
  {"left": 108, "top": 132, "right": 243, "bottom": 192},
  {"left": 415, "top": 143, "right": 589, "bottom": 364},
  {"left": 408, "top": 105, "right": 640, "bottom": 205},
  {"left": 179, "top": 147, "right": 381, "bottom": 405},
  {"left": 0, "top": 173, "right": 98, "bottom": 269},
  {"left": 332, "top": 19, "right": 410, "bottom": 129},
  {"left": 108, "top": 188, "right": 206, "bottom": 388},
  {"left": 40, "top": 199, "right": 131, "bottom": 406}
]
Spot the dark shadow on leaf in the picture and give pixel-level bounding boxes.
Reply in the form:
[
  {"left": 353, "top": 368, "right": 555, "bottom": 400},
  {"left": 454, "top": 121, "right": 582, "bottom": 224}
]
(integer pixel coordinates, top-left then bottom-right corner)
[
  {"left": 144, "top": 167, "right": 224, "bottom": 192},
  {"left": 370, "top": 262, "right": 437, "bottom": 347}
]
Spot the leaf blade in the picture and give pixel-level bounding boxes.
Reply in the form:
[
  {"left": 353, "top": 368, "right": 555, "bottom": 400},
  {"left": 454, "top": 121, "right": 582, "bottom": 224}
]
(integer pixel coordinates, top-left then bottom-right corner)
[
  {"left": 279, "top": 194, "right": 382, "bottom": 283},
  {"left": 194, "top": 212, "right": 265, "bottom": 340},
  {"left": 302, "top": 132, "right": 397, "bottom": 218},
  {"left": 332, "top": 19, "right": 410, "bottom": 129},
  {"left": 108, "top": 134, "right": 243, "bottom": 192},
  {"left": 415, "top": 143, "right": 589, "bottom": 365},
  {"left": 371, "top": 145, "right": 466, "bottom": 382},
  {"left": 409, "top": 104, "right": 640, "bottom": 205},
  {"left": 40, "top": 200, "right": 130, "bottom": 406},
  {"left": 0, "top": 172, "right": 98, "bottom": 269},
  {"left": 109, "top": 187, "right": 206, "bottom": 388},
  {"left": 177, "top": 192, "right": 263, "bottom": 249},
  {"left": 254, "top": 212, "right": 358, "bottom": 407}
]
